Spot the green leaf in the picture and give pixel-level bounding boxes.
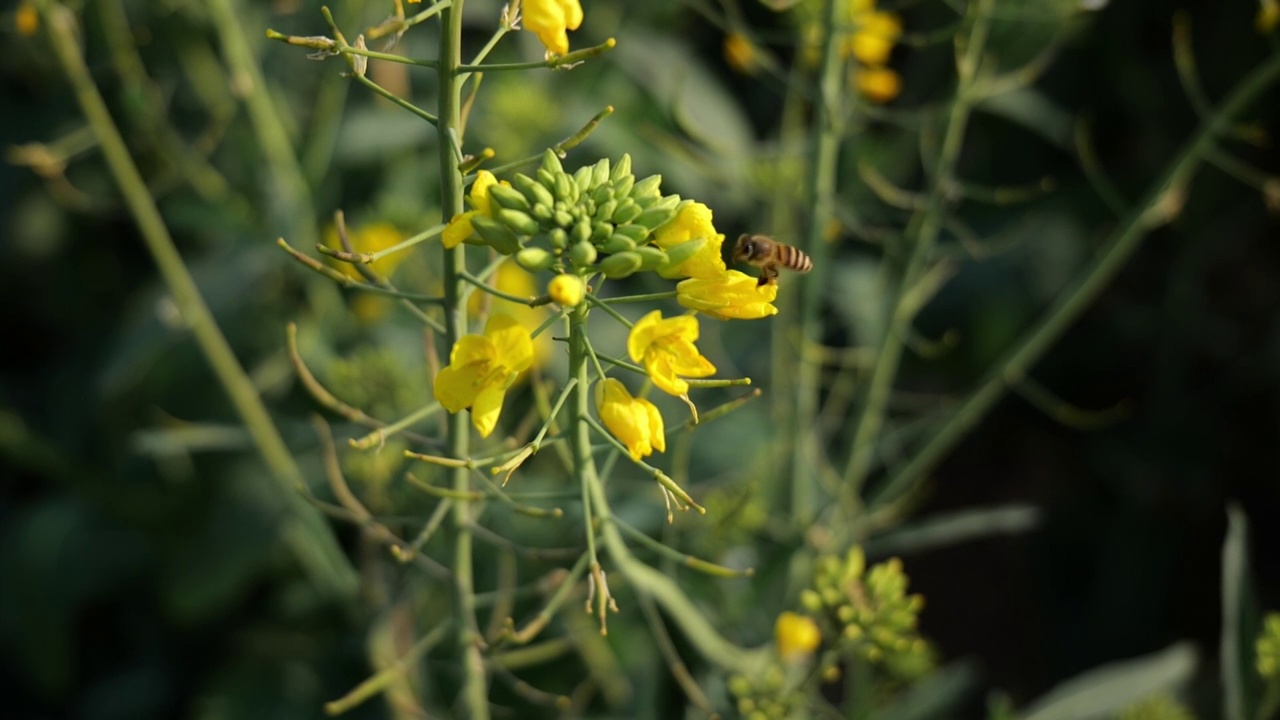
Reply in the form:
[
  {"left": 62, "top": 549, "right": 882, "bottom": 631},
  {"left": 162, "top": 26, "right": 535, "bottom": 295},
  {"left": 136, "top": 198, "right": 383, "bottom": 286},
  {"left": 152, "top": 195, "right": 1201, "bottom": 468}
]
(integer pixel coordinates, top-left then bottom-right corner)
[{"left": 1019, "top": 643, "right": 1197, "bottom": 720}]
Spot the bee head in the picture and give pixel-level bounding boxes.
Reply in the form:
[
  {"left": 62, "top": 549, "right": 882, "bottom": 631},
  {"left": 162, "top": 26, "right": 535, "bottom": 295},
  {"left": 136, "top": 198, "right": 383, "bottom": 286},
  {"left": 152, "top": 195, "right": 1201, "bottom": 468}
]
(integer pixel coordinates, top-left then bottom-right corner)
[{"left": 733, "top": 234, "right": 756, "bottom": 263}]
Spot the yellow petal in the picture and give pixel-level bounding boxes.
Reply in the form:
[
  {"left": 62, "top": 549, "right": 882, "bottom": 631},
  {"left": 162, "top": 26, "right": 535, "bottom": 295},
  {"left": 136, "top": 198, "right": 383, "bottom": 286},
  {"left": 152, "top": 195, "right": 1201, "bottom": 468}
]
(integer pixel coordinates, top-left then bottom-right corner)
[
  {"left": 666, "top": 340, "right": 717, "bottom": 378},
  {"left": 523, "top": 0, "right": 579, "bottom": 55},
  {"left": 442, "top": 212, "right": 475, "bottom": 249},
  {"left": 469, "top": 171, "right": 500, "bottom": 215},
  {"left": 645, "top": 353, "right": 689, "bottom": 397},
  {"left": 627, "top": 310, "right": 664, "bottom": 362},
  {"left": 434, "top": 363, "right": 484, "bottom": 413},
  {"left": 484, "top": 314, "right": 534, "bottom": 373},
  {"left": 638, "top": 397, "right": 665, "bottom": 454},
  {"left": 659, "top": 313, "right": 702, "bottom": 343},
  {"left": 471, "top": 383, "right": 507, "bottom": 438},
  {"left": 677, "top": 270, "right": 779, "bottom": 320},
  {"left": 450, "top": 334, "right": 496, "bottom": 366}
]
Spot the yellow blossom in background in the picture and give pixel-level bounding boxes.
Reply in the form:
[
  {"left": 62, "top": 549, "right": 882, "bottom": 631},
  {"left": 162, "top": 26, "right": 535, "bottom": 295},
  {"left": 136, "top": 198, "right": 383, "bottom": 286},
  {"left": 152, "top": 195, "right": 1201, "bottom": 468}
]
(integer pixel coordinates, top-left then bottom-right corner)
[
  {"left": 468, "top": 260, "right": 553, "bottom": 367},
  {"left": 854, "top": 66, "right": 902, "bottom": 104},
  {"left": 523, "top": 0, "right": 583, "bottom": 56},
  {"left": 433, "top": 314, "right": 533, "bottom": 438},
  {"left": 596, "top": 378, "right": 665, "bottom": 461},
  {"left": 547, "top": 273, "right": 585, "bottom": 307},
  {"left": 627, "top": 310, "right": 716, "bottom": 397},
  {"left": 723, "top": 32, "right": 762, "bottom": 75},
  {"left": 775, "top": 612, "right": 821, "bottom": 661},
  {"left": 1259, "top": 612, "right": 1280, "bottom": 678},
  {"left": 846, "top": 11, "right": 901, "bottom": 66},
  {"left": 324, "top": 221, "right": 408, "bottom": 322},
  {"left": 677, "top": 270, "right": 779, "bottom": 320},
  {"left": 16, "top": 1, "right": 38, "bottom": 36},
  {"left": 1260, "top": 0, "right": 1280, "bottom": 33},
  {"left": 651, "top": 202, "right": 726, "bottom": 279},
  {"left": 443, "top": 171, "right": 504, "bottom": 249}
]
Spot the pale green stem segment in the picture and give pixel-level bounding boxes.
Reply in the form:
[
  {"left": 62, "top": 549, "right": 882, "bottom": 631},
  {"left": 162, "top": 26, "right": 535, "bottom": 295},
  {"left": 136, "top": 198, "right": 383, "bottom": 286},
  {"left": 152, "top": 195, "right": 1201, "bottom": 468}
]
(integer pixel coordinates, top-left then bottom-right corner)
[
  {"left": 33, "top": 0, "right": 357, "bottom": 599},
  {"left": 435, "top": 0, "right": 489, "bottom": 716}
]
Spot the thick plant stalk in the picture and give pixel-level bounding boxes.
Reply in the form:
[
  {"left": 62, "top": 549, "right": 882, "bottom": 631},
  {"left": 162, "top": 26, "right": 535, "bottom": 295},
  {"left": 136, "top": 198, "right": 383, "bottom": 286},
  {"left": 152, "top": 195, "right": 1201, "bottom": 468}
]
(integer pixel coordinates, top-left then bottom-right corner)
[
  {"left": 34, "top": 0, "right": 357, "bottom": 599},
  {"left": 434, "top": 1, "right": 489, "bottom": 717}
]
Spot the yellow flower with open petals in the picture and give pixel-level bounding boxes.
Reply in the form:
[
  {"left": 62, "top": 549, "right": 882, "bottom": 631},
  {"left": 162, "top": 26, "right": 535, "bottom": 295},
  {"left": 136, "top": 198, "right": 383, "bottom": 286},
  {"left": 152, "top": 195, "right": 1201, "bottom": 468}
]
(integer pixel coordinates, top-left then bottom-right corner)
[
  {"left": 651, "top": 202, "right": 726, "bottom": 279},
  {"left": 433, "top": 315, "right": 533, "bottom": 438},
  {"left": 677, "top": 270, "right": 779, "bottom": 320},
  {"left": 442, "top": 171, "right": 503, "bottom": 249},
  {"left": 596, "top": 379, "right": 665, "bottom": 461},
  {"left": 523, "top": 0, "right": 584, "bottom": 56},
  {"left": 627, "top": 311, "right": 716, "bottom": 397}
]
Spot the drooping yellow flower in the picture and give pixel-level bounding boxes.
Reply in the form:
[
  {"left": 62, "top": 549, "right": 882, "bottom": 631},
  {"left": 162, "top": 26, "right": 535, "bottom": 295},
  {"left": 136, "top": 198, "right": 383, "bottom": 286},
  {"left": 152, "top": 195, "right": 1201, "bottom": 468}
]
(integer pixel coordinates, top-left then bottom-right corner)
[
  {"left": 523, "top": 0, "right": 584, "bottom": 56},
  {"left": 854, "top": 66, "right": 902, "bottom": 104},
  {"left": 547, "top": 273, "right": 585, "bottom": 307},
  {"left": 433, "top": 315, "right": 534, "bottom": 438},
  {"left": 723, "top": 32, "right": 761, "bottom": 75},
  {"left": 846, "top": 11, "right": 901, "bottom": 66},
  {"left": 627, "top": 310, "right": 716, "bottom": 397},
  {"left": 443, "top": 171, "right": 503, "bottom": 249},
  {"left": 677, "top": 270, "right": 779, "bottom": 320},
  {"left": 775, "top": 612, "right": 822, "bottom": 661},
  {"left": 596, "top": 379, "right": 665, "bottom": 461},
  {"left": 651, "top": 202, "right": 726, "bottom": 280}
]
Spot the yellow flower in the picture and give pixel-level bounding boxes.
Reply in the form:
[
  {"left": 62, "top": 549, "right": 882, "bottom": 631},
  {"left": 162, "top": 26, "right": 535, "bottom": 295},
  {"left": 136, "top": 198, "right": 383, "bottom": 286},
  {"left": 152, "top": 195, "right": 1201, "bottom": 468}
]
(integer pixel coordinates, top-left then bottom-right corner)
[
  {"left": 468, "top": 260, "right": 552, "bottom": 367},
  {"left": 324, "top": 221, "right": 409, "bottom": 322},
  {"left": 433, "top": 315, "right": 534, "bottom": 438},
  {"left": 1260, "top": 0, "right": 1280, "bottom": 33},
  {"left": 854, "top": 66, "right": 902, "bottom": 104},
  {"left": 627, "top": 310, "right": 716, "bottom": 397},
  {"left": 723, "top": 32, "right": 761, "bottom": 75},
  {"left": 775, "top": 612, "right": 821, "bottom": 661},
  {"left": 846, "top": 11, "right": 901, "bottom": 66},
  {"left": 547, "top": 273, "right": 585, "bottom": 307},
  {"left": 677, "top": 270, "right": 779, "bottom": 320},
  {"left": 596, "top": 379, "right": 665, "bottom": 461},
  {"left": 16, "top": 1, "right": 38, "bottom": 36},
  {"left": 443, "top": 171, "right": 503, "bottom": 249},
  {"left": 651, "top": 202, "right": 726, "bottom": 279},
  {"left": 523, "top": 0, "right": 584, "bottom": 56}
]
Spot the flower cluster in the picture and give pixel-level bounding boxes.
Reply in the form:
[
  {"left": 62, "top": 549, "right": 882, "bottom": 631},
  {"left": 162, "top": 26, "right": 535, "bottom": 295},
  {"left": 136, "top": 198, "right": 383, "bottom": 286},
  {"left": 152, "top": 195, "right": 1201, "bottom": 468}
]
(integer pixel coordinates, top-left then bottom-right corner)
[
  {"left": 845, "top": 0, "right": 903, "bottom": 103},
  {"left": 799, "top": 546, "right": 934, "bottom": 678},
  {"left": 1259, "top": 611, "right": 1280, "bottom": 680},
  {"left": 727, "top": 664, "right": 799, "bottom": 720}
]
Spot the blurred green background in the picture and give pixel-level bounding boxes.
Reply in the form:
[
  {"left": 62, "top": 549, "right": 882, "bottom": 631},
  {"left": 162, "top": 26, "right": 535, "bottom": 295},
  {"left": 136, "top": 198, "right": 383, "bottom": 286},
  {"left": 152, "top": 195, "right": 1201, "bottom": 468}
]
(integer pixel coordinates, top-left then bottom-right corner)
[{"left": 2, "top": 0, "right": 1279, "bottom": 718}]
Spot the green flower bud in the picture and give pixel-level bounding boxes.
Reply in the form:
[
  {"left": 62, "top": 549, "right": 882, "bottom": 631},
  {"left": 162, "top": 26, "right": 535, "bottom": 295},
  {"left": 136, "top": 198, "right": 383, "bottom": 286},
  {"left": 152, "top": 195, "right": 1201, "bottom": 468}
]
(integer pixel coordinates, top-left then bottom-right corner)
[
  {"left": 837, "top": 604, "right": 856, "bottom": 623},
  {"left": 573, "top": 165, "right": 593, "bottom": 194},
  {"left": 591, "top": 184, "right": 614, "bottom": 206},
  {"left": 655, "top": 237, "right": 705, "bottom": 273},
  {"left": 799, "top": 590, "right": 824, "bottom": 613},
  {"left": 595, "top": 198, "right": 618, "bottom": 222},
  {"left": 610, "top": 153, "right": 632, "bottom": 183},
  {"left": 470, "top": 215, "right": 521, "bottom": 255},
  {"left": 599, "top": 234, "right": 637, "bottom": 254},
  {"left": 727, "top": 675, "right": 752, "bottom": 697},
  {"left": 537, "top": 168, "right": 558, "bottom": 191},
  {"left": 540, "top": 148, "right": 564, "bottom": 176},
  {"left": 488, "top": 183, "right": 531, "bottom": 212},
  {"left": 497, "top": 208, "right": 540, "bottom": 236},
  {"left": 515, "top": 247, "right": 555, "bottom": 272},
  {"left": 599, "top": 251, "right": 643, "bottom": 278},
  {"left": 553, "top": 209, "right": 575, "bottom": 228},
  {"left": 554, "top": 173, "right": 574, "bottom": 202},
  {"left": 548, "top": 227, "right": 569, "bottom": 250},
  {"left": 590, "top": 158, "right": 611, "bottom": 188},
  {"left": 612, "top": 223, "right": 650, "bottom": 243},
  {"left": 632, "top": 206, "right": 677, "bottom": 230},
  {"left": 631, "top": 174, "right": 663, "bottom": 199},
  {"left": 531, "top": 204, "right": 554, "bottom": 223},
  {"left": 611, "top": 175, "right": 635, "bottom": 201},
  {"left": 591, "top": 221, "right": 614, "bottom": 241},
  {"left": 569, "top": 240, "right": 598, "bottom": 268},
  {"left": 571, "top": 219, "right": 592, "bottom": 245},
  {"left": 514, "top": 173, "right": 556, "bottom": 208},
  {"left": 611, "top": 200, "right": 643, "bottom": 224},
  {"left": 633, "top": 245, "right": 669, "bottom": 270}
]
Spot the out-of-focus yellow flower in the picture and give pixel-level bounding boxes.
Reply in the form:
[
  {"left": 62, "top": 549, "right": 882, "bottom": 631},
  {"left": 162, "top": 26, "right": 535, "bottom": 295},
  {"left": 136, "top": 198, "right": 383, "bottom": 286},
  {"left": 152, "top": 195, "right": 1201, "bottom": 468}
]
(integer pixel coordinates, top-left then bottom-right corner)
[
  {"left": 523, "top": 0, "right": 583, "bottom": 56},
  {"left": 468, "top": 260, "right": 553, "bottom": 367},
  {"left": 1259, "top": 612, "right": 1280, "bottom": 678},
  {"left": 677, "top": 270, "right": 779, "bottom": 320},
  {"left": 443, "top": 171, "right": 504, "bottom": 249},
  {"left": 723, "top": 32, "right": 762, "bottom": 75},
  {"left": 854, "top": 66, "right": 902, "bottom": 103},
  {"left": 651, "top": 202, "right": 726, "bottom": 280},
  {"left": 16, "top": 1, "right": 38, "bottom": 36},
  {"left": 845, "top": 11, "right": 901, "bottom": 66},
  {"left": 547, "top": 273, "right": 585, "bottom": 307},
  {"left": 596, "top": 378, "right": 665, "bottom": 461},
  {"left": 433, "top": 314, "right": 534, "bottom": 438},
  {"left": 775, "top": 612, "right": 821, "bottom": 661},
  {"left": 627, "top": 310, "right": 716, "bottom": 397},
  {"left": 1259, "top": 0, "right": 1280, "bottom": 33},
  {"left": 324, "top": 221, "right": 408, "bottom": 322}
]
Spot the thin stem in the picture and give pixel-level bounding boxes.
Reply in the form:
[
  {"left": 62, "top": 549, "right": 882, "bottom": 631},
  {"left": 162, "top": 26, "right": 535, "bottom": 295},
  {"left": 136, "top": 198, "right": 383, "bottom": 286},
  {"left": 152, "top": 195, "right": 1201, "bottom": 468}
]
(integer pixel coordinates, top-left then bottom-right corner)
[
  {"left": 568, "top": 302, "right": 601, "bottom": 578},
  {"left": 455, "top": 38, "right": 617, "bottom": 72},
  {"left": 482, "top": 106, "right": 614, "bottom": 177},
  {"left": 596, "top": 291, "right": 678, "bottom": 304},
  {"left": 348, "top": 402, "right": 442, "bottom": 450},
  {"left": 324, "top": 622, "right": 452, "bottom": 716},
  {"left": 585, "top": 292, "right": 633, "bottom": 328},
  {"left": 33, "top": 0, "right": 356, "bottom": 598}
]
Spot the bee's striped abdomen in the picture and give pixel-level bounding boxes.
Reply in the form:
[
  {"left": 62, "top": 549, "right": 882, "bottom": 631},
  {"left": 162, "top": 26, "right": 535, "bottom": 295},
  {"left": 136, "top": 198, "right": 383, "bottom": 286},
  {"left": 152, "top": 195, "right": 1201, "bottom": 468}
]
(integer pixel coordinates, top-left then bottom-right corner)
[{"left": 779, "top": 245, "right": 813, "bottom": 273}]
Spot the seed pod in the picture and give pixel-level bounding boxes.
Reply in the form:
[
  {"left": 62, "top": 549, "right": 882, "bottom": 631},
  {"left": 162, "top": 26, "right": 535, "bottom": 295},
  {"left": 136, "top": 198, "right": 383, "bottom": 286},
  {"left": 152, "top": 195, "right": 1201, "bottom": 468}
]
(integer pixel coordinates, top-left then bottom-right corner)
[
  {"left": 570, "top": 219, "right": 592, "bottom": 245},
  {"left": 471, "top": 215, "right": 521, "bottom": 255},
  {"left": 611, "top": 175, "right": 634, "bottom": 201},
  {"left": 497, "top": 208, "right": 540, "bottom": 236},
  {"left": 595, "top": 199, "right": 618, "bottom": 222},
  {"left": 548, "top": 227, "right": 569, "bottom": 250},
  {"left": 599, "top": 234, "right": 637, "bottom": 254},
  {"left": 599, "top": 251, "right": 643, "bottom": 279},
  {"left": 569, "top": 240, "right": 598, "bottom": 268},
  {"left": 610, "top": 153, "right": 632, "bottom": 183},
  {"left": 590, "top": 158, "right": 611, "bottom": 189},
  {"left": 553, "top": 209, "right": 575, "bottom": 228},
  {"left": 611, "top": 200, "right": 643, "bottom": 224},
  {"left": 541, "top": 148, "right": 564, "bottom": 176},
  {"left": 631, "top": 174, "right": 663, "bottom": 200},
  {"left": 488, "top": 183, "right": 531, "bottom": 212},
  {"left": 515, "top": 247, "right": 555, "bottom": 272},
  {"left": 612, "top": 223, "right": 650, "bottom": 243},
  {"left": 656, "top": 237, "right": 706, "bottom": 274},
  {"left": 632, "top": 245, "right": 669, "bottom": 270},
  {"left": 514, "top": 173, "right": 555, "bottom": 208},
  {"left": 531, "top": 204, "right": 553, "bottom": 223},
  {"left": 632, "top": 206, "right": 677, "bottom": 230}
]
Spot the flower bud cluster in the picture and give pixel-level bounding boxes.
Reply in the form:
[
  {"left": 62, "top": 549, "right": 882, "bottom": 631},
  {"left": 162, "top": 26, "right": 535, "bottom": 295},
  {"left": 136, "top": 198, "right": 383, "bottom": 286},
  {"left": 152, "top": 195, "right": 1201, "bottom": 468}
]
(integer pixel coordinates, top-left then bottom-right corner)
[
  {"left": 799, "top": 546, "right": 933, "bottom": 678},
  {"left": 727, "top": 665, "right": 795, "bottom": 720},
  {"left": 477, "top": 150, "right": 701, "bottom": 280}
]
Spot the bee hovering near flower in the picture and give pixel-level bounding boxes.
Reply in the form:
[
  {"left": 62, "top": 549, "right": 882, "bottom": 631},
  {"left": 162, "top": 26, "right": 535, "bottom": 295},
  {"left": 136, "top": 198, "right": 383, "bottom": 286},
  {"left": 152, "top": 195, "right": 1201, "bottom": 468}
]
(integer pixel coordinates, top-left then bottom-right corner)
[{"left": 732, "top": 234, "right": 813, "bottom": 287}]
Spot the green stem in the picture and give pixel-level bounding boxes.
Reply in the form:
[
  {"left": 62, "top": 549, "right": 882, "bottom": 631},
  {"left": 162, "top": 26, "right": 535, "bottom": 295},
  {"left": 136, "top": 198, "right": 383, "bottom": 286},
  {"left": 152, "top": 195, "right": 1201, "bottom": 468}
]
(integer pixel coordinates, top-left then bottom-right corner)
[
  {"left": 436, "top": 1, "right": 488, "bottom": 716},
  {"left": 568, "top": 302, "right": 601, "bottom": 577},
  {"left": 871, "top": 46, "right": 1280, "bottom": 508},
  {"left": 34, "top": 0, "right": 355, "bottom": 598}
]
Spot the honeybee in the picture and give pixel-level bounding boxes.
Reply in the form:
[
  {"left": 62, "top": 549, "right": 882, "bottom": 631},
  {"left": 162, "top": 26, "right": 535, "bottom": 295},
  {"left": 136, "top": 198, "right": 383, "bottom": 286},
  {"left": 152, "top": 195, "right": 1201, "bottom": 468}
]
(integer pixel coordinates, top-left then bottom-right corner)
[{"left": 732, "top": 234, "right": 813, "bottom": 287}]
